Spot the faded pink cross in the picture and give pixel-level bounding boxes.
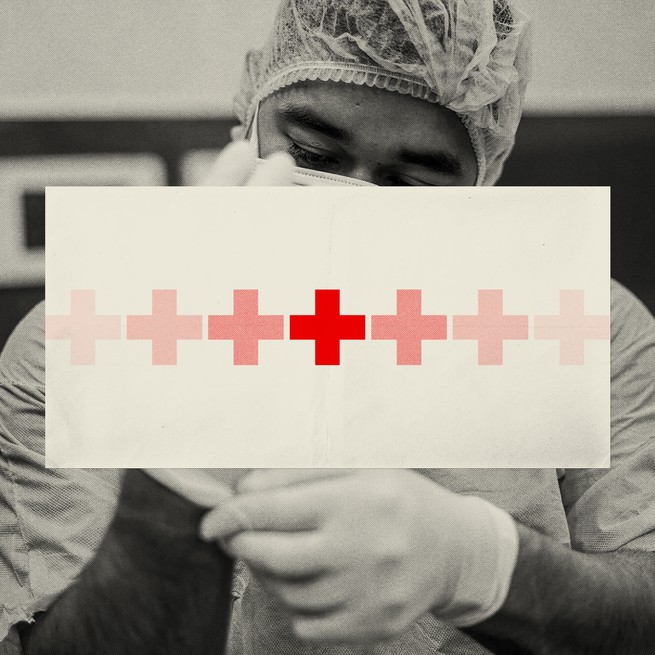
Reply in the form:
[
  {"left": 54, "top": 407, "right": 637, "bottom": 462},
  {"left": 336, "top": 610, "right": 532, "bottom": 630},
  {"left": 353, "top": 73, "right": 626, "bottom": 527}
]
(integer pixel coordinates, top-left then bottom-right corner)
[
  {"left": 453, "top": 290, "right": 529, "bottom": 365},
  {"left": 45, "top": 290, "right": 121, "bottom": 365},
  {"left": 535, "top": 290, "right": 610, "bottom": 365},
  {"left": 371, "top": 290, "right": 447, "bottom": 365},
  {"left": 127, "top": 290, "right": 203, "bottom": 365},
  {"left": 208, "top": 290, "right": 284, "bottom": 365}
]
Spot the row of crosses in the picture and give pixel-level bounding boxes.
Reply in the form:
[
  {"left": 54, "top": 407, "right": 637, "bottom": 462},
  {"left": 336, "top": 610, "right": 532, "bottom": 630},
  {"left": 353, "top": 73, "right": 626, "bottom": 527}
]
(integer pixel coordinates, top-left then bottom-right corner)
[{"left": 46, "top": 289, "right": 610, "bottom": 367}]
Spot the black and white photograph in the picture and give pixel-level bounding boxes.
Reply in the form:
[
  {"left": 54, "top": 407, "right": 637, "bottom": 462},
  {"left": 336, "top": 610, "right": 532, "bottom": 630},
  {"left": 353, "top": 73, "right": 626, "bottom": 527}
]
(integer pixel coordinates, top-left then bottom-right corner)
[{"left": 1, "top": 1, "right": 654, "bottom": 653}]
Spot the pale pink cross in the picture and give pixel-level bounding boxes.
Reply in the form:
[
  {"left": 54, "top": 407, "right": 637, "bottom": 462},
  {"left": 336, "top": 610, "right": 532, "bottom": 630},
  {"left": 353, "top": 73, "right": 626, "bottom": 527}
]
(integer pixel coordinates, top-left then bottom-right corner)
[
  {"left": 453, "top": 290, "right": 528, "bottom": 365},
  {"left": 371, "top": 290, "right": 447, "bottom": 365},
  {"left": 208, "top": 290, "right": 284, "bottom": 365},
  {"left": 45, "top": 290, "right": 121, "bottom": 365},
  {"left": 535, "top": 290, "right": 610, "bottom": 365},
  {"left": 127, "top": 290, "right": 203, "bottom": 365}
]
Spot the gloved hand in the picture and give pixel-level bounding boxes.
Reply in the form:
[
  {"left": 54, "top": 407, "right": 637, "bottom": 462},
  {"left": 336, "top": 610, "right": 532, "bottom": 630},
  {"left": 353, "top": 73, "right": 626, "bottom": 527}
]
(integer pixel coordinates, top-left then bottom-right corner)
[
  {"left": 199, "top": 139, "right": 294, "bottom": 186},
  {"left": 199, "top": 469, "right": 519, "bottom": 643}
]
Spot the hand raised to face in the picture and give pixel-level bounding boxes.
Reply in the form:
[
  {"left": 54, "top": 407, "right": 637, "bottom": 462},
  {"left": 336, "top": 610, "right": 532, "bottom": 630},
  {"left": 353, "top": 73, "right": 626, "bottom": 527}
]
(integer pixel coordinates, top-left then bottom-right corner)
[{"left": 200, "top": 140, "right": 294, "bottom": 186}]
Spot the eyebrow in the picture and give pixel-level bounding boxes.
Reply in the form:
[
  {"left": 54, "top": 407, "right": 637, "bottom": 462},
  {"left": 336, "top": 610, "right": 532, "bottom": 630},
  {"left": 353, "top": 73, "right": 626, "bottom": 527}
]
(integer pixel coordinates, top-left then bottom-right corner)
[
  {"left": 279, "top": 102, "right": 465, "bottom": 177},
  {"left": 278, "top": 105, "right": 351, "bottom": 143},
  {"left": 398, "top": 150, "right": 464, "bottom": 177}
]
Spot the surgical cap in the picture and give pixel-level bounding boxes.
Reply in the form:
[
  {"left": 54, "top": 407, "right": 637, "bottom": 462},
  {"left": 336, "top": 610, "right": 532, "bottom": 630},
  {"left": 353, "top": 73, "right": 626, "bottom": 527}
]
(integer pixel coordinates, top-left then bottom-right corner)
[{"left": 234, "top": 0, "right": 532, "bottom": 185}]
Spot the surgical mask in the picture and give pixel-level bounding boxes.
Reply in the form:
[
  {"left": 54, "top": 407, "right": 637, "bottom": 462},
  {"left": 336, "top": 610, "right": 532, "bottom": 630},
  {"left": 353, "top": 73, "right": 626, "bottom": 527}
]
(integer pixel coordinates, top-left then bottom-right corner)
[{"left": 248, "top": 103, "right": 374, "bottom": 188}]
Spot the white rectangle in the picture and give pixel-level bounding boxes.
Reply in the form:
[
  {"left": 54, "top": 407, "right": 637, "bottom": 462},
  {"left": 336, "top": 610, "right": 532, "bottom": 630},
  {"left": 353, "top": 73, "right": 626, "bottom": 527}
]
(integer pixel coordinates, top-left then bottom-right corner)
[
  {"left": 0, "top": 155, "right": 166, "bottom": 285},
  {"left": 45, "top": 187, "right": 610, "bottom": 468}
]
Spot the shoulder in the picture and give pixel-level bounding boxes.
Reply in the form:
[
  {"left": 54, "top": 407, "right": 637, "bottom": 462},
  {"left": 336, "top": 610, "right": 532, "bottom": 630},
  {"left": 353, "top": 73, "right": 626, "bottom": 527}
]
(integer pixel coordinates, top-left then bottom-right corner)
[
  {"left": 610, "top": 280, "right": 655, "bottom": 361},
  {"left": 610, "top": 280, "right": 655, "bottom": 416},
  {"left": 609, "top": 280, "right": 655, "bottom": 442},
  {"left": 0, "top": 301, "right": 45, "bottom": 388},
  {"left": 562, "top": 281, "right": 655, "bottom": 552}
]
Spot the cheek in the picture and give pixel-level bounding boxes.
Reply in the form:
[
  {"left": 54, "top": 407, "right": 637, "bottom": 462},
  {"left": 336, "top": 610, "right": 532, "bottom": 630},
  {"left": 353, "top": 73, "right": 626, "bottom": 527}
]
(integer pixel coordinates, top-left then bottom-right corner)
[
  {"left": 461, "top": 159, "right": 479, "bottom": 186},
  {"left": 453, "top": 134, "right": 479, "bottom": 186},
  {"left": 256, "top": 106, "right": 291, "bottom": 158},
  {"left": 258, "top": 132, "right": 292, "bottom": 159},
  {"left": 461, "top": 143, "right": 480, "bottom": 185}
]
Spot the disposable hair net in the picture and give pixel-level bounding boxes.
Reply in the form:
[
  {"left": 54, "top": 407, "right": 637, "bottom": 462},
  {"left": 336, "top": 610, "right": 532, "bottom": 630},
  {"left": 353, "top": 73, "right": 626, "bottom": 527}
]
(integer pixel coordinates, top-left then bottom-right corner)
[{"left": 233, "top": 0, "right": 532, "bottom": 185}]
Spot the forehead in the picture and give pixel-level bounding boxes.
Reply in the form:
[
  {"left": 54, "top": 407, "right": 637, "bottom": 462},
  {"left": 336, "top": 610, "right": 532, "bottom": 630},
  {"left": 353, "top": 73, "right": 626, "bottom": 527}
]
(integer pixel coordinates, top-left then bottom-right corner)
[{"left": 265, "top": 80, "right": 475, "bottom": 159}]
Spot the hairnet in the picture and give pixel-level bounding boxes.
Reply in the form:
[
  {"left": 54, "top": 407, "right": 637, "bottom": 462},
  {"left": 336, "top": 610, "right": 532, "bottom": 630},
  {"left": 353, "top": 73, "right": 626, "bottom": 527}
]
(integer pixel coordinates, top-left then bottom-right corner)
[{"left": 233, "top": 0, "right": 532, "bottom": 185}]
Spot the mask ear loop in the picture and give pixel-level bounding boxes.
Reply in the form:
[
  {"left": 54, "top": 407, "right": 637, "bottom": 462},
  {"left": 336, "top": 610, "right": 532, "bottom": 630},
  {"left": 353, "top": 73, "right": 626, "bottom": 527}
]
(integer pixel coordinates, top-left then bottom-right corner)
[
  {"left": 459, "top": 115, "right": 486, "bottom": 186},
  {"left": 247, "top": 103, "right": 261, "bottom": 157}
]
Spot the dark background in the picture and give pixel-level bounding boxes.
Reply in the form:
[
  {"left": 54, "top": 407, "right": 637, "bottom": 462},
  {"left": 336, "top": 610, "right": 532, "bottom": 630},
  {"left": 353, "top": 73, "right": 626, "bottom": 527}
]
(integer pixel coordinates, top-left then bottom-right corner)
[{"left": 1, "top": 114, "right": 653, "bottom": 350}]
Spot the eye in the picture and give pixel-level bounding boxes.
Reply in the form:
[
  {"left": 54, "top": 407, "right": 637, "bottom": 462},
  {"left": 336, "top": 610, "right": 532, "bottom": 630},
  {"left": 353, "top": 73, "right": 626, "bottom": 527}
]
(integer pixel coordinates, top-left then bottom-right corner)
[
  {"left": 288, "top": 143, "right": 340, "bottom": 172},
  {"left": 381, "top": 174, "right": 413, "bottom": 187},
  {"left": 380, "top": 172, "right": 437, "bottom": 187}
]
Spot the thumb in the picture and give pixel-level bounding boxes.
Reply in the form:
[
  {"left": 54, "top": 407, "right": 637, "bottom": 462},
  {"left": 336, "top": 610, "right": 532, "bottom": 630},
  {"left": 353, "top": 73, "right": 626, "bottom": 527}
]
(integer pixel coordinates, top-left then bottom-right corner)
[
  {"left": 237, "top": 468, "right": 356, "bottom": 493},
  {"left": 199, "top": 498, "right": 255, "bottom": 542},
  {"left": 199, "top": 485, "right": 325, "bottom": 542},
  {"left": 246, "top": 151, "right": 295, "bottom": 186},
  {"left": 199, "top": 141, "right": 257, "bottom": 186}
]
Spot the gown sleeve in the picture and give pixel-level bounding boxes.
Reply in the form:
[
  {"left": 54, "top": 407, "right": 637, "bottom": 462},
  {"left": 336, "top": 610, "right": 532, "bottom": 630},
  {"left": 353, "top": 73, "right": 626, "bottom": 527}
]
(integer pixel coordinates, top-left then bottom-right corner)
[
  {"left": 560, "top": 281, "right": 655, "bottom": 553},
  {"left": 0, "top": 302, "right": 122, "bottom": 643}
]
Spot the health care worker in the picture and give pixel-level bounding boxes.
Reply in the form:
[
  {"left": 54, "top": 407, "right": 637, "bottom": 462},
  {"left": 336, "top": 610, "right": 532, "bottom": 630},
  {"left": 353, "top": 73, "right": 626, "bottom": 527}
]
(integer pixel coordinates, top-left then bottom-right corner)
[{"left": 1, "top": 1, "right": 655, "bottom": 654}]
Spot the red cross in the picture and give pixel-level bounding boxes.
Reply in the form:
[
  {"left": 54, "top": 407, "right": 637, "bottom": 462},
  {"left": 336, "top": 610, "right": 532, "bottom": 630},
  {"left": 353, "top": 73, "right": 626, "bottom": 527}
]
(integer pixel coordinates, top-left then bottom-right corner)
[
  {"left": 535, "top": 290, "right": 610, "bottom": 365},
  {"left": 453, "top": 290, "right": 528, "bottom": 365},
  {"left": 290, "top": 290, "right": 366, "bottom": 365},
  {"left": 45, "top": 290, "right": 121, "bottom": 365},
  {"left": 371, "top": 290, "right": 447, "bottom": 365},
  {"left": 127, "top": 290, "right": 203, "bottom": 365},
  {"left": 208, "top": 290, "right": 284, "bottom": 365}
]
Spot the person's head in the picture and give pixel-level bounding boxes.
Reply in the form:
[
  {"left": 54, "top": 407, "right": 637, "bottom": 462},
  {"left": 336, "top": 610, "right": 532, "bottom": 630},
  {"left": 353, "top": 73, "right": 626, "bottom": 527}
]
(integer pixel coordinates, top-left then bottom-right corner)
[{"left": 234, "top": 0, "right": 532, "bottom": 186}]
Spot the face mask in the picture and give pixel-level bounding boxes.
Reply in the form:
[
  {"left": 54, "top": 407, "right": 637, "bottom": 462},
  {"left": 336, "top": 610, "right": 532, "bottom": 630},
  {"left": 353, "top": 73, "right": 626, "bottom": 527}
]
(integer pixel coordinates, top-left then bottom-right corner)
[{"left": 248, "top": 103, "right": 374, "bottom": 188}]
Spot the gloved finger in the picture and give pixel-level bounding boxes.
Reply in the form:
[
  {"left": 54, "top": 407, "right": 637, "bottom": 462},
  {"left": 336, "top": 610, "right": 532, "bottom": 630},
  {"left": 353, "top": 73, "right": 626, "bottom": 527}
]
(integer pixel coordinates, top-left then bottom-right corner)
[
  {"left": 222, "top": 531, "right": 326, "bottom": 578},
  {"left": 199, "top": 485, "right": 325, "bottom": 541},
  {"left": 245, "top": 151, "right": 295, "bottom": 186},
  {"left": 143, "top": 469, "right": 234, "bottom": 508},
  {"left": 237, "top": 468, "right": 357, "bottom": 493},
  {"left": 255, "top": 570, "right": 353, "bottom": 614},
  {"left": 200, "top": 140, "right": 256, "bottom": 186},
  {"left": 208, "top": 468, "right": 252, "bottom": 490},
  {"left": 292, "top": 608, "right": 372, "bottom": 644}
]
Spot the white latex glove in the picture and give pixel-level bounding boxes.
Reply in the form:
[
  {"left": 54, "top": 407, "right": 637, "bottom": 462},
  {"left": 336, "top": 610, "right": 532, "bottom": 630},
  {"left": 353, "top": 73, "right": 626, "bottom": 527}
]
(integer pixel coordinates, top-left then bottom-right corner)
[
  {"left": 200, "top": 469, "right": 518, "bottom": 643},
  {"left": 199, "top": 140, "right": 294, "bottom": 186}
]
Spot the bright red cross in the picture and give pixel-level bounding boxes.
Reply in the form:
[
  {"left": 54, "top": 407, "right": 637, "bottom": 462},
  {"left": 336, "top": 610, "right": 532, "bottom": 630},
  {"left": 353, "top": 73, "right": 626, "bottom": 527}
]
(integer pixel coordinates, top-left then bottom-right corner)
[
  {"left": 535, "top": 290, "right": 609, "bottom": 365},
  {"left": 208, "top": 290, "right": 284, "bottom": 365},
  {"left": 127, "top": 290, "right": 203, "bottom": 365},
  {"left": 290, "top": 290, "right": 366, "bottom": 365},
  {"left": 45, "top": 290, "right": 121, "bottom": 365},
  {"left": 371, "top": 290, "right": 447, "bottom": 365},
  {"left": 453, "top": 290, "right": 528, "bottom": 365}
]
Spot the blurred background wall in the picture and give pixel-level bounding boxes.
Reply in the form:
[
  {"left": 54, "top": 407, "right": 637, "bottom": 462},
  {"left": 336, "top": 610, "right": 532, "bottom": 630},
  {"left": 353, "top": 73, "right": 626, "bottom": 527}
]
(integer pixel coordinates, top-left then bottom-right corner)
[{"left": 1, "top": 0, "right": 654, "bottom": 347}]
